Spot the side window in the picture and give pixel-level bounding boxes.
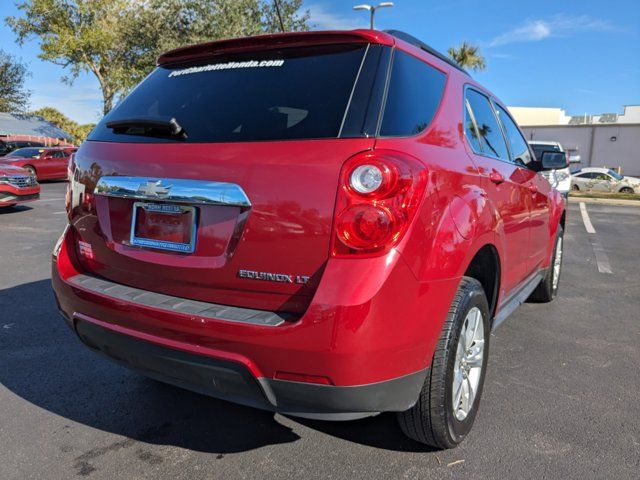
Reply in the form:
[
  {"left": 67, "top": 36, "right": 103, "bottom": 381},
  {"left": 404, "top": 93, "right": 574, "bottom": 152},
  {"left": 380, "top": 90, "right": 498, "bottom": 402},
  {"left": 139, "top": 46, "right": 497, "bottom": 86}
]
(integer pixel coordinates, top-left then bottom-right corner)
[
  {"left": 464, "top": 101, "right": 482, "bottom": 153},
  {"left": 380, "top": 50, "right": 446, "bottom": 136},
  {"left": 494, "top": 104, "right": 534, "bottom": 167},
  {"left": 465, "top": 89, "right": 509, "bottom": 161}
]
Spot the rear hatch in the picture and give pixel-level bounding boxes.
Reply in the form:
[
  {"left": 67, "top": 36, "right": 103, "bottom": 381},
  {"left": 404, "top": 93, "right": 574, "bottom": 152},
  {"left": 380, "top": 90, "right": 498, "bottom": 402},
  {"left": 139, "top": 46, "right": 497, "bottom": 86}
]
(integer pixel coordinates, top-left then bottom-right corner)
[{"left": 70, "top": 41, "right": 383, "bottom": 314}]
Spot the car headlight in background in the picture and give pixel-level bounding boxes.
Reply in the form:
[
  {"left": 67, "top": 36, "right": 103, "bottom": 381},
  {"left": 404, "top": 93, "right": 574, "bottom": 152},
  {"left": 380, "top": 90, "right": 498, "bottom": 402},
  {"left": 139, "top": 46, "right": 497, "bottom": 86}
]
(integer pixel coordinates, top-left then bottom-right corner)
[{"left": 0, "top": 176, "right": 10, "bottom": 184}]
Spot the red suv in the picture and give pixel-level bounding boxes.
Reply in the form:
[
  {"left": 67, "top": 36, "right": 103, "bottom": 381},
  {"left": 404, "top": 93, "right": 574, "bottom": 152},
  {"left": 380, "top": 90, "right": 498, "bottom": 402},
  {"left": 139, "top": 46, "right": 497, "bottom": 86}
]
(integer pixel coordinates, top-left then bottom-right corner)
[
  {"left": 0, "top": 146, "right": 77, "bottom": 181},
  {"left": 52, "top": 30, "right": 566, "bottom": 448}
]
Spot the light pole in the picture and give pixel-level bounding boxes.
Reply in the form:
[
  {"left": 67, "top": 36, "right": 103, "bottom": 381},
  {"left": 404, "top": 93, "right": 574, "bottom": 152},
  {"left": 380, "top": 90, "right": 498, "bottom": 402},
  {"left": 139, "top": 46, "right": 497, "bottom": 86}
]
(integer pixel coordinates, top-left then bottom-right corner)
[{"left": 353, "top": 3, "right": 394, "bottom": 29}]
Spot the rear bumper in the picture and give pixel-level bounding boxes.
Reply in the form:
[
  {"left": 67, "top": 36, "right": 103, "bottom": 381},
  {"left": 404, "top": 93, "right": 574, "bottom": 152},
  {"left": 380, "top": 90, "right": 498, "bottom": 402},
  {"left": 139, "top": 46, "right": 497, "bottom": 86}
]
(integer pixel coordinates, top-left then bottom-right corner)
[
  {"left": 52, "top": 225, "right": 458, "bottom": 417},
  {"left": 73, "top": 317, "right": 427, "bottom": 420}
]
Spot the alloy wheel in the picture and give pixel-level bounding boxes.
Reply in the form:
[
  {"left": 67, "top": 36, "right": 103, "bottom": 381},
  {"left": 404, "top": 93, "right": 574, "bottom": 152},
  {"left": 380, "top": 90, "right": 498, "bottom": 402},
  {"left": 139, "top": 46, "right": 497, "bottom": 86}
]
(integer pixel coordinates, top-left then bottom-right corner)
[{"left": 452, "top": 307, "right": 485, "bottom": 421}]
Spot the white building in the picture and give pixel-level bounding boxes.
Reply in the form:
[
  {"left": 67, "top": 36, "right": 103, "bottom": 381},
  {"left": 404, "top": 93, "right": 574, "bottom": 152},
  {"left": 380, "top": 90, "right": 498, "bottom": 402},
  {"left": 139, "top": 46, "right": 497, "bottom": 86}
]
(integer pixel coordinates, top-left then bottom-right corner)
[
  {"left": 507, "top": 107, "right": 571, "bottom": 126},
  {"left": 508, "top": 105, "right": 640, "bottom": 126},
  {"left": 507, "top": 106, "right": 640, "bottom": 176}
]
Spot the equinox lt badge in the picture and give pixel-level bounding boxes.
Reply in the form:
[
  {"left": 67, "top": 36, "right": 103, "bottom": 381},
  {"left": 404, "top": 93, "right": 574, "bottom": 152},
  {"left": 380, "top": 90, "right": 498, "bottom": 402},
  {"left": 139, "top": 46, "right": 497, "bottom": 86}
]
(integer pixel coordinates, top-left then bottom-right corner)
[{"left": 238, "top": 269, "right": 309, "bottom": 284}]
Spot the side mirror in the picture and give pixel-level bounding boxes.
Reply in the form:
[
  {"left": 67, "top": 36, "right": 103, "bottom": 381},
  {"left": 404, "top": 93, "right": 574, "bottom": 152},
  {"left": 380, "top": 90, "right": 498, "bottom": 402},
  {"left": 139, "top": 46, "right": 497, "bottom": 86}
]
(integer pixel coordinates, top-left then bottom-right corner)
[{"left": 540, "top": 151, "right": 568, "bottom": 170}]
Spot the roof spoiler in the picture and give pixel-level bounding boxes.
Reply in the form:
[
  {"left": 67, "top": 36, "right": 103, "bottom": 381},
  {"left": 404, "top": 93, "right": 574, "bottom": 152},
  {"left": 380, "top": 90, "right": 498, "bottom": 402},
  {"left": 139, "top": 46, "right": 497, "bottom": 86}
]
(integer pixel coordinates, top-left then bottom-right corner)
[{"left": 157, "top": 30, "right": 396, "bottom": 66}]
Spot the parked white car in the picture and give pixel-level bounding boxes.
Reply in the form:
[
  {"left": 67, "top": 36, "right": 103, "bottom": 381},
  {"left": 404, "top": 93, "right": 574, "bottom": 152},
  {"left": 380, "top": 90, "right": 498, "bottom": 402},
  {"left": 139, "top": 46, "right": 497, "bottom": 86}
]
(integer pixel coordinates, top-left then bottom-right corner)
[
  {"left": 571, "top": 167, "right": 640, "bottom": 194},
  {"left": 529, "top": 141, "right": 571, "bottom": 197}
]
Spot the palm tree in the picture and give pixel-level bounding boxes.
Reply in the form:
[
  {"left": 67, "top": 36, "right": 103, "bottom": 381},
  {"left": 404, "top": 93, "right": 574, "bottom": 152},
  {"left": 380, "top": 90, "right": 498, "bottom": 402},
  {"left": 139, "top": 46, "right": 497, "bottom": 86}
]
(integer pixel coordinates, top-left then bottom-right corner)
[{"left": 447, "top": 42, "right": 486, "bottom": 72}]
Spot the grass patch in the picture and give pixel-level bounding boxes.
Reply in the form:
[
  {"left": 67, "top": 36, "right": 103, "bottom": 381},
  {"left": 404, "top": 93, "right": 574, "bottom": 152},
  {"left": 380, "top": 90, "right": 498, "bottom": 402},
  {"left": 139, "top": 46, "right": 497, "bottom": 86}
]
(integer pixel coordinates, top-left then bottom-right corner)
[{"left": 569, "top": 191, "right": 640, "bottom": 201}]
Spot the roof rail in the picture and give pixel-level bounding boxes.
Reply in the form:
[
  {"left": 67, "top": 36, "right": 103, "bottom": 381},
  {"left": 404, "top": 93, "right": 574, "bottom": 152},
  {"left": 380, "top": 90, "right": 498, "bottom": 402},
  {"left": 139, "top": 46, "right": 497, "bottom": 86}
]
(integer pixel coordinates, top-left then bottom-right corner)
[{"left": 383, "top": 29, "right": 469, "bottom": 76}]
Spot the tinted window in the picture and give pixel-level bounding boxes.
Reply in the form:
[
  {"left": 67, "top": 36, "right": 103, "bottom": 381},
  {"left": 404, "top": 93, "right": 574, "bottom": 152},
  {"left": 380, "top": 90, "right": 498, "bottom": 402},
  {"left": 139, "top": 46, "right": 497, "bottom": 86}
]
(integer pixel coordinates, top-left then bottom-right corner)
[
  {"left": 576, "top": 172, "right": 596, "bottom": 179},
  {"left": 465, "top": 89, "right": 509, "bottom": 161},
  {"left": 495, "top": 105, "right": 533, "bottom": 167},
  {"left": 464, "top": 102, "right": 482, "bottom": 153},
  {"left": 6, "top": 147, "right": 43, "bottom": 158},
  {"left": 531, "top": 144, "right": 560, "bottom": 160},
  {"left": 90, "top": 44, "right": 367, "bottom": 143},
  {"left": 380, "top": 50, "right": 446, "bottom": 136}
]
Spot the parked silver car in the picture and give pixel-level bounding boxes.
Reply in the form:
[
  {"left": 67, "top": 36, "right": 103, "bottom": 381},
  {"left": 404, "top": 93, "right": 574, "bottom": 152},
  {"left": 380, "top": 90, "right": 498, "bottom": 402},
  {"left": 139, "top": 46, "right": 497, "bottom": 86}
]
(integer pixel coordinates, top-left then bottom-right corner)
[{"left": 571, "top": 167, "right": 640, "bottom": 194}]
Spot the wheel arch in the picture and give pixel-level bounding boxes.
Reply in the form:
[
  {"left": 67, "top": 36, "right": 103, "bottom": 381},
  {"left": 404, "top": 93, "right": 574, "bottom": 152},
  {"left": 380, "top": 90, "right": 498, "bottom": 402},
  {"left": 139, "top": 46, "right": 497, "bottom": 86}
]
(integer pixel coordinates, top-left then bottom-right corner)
[{"left": 463, "top": 244, "right": 501, "bottom": 319}]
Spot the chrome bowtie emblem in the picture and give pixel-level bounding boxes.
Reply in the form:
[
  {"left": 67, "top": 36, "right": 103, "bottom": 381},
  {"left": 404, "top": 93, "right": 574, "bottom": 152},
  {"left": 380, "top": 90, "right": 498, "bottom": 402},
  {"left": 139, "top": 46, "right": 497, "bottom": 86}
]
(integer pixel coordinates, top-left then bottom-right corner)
[{"left": 137, "top": 180, "right": 172, "bottom": 197}]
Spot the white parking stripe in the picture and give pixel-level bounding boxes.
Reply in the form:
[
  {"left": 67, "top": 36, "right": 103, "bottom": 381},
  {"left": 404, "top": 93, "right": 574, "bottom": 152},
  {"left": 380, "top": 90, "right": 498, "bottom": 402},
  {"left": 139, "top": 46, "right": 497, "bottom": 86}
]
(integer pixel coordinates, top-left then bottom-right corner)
[
  {"left": 579, "top": 202, "right": 596, "bottom": 234},
  {"left": 590, "top": 237, "right": 613, "bottom": 274},
  {"left": 31, "top": 196, "right": 65, "bottom": 203}
]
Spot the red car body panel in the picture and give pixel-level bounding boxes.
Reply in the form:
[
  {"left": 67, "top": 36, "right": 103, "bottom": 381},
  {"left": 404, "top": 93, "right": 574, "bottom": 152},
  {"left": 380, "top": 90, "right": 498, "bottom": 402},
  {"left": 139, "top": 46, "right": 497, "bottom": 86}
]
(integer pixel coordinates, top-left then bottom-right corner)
[
  {"left": 0, "top": 164, "right": 40, "bottom": 207},
  {"left": 157, "top": 29, "right": 396, "bottom": 65},
  {"left": 1, "top": 147, "right": 76, "bottom": 180},
  {"left": 52, "top": 29, "right": 565, "bottom": 417},
  {"left": 68, "top": 138, "right": 375, "bottom": 313}
]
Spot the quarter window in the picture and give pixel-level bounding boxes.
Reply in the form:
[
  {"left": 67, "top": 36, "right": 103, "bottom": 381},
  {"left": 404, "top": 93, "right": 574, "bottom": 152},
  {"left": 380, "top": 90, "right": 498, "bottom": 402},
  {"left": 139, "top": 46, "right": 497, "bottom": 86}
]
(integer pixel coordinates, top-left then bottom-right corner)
[
  {"left": 464, "top": 89, "right": 509, "bottom": 161},
  {"left": 495, "top": 105, "right": 534, "bottom": 167},
  {"left": 380, "top": 50, "right": 446, "bottom": 136}
]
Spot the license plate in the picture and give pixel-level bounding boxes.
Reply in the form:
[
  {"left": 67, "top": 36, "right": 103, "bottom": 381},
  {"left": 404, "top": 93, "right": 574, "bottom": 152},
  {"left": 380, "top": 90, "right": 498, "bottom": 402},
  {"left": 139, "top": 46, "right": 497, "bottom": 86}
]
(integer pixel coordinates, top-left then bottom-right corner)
[{"left": 130, "top": 202, "right": 196, "bottom": 253}]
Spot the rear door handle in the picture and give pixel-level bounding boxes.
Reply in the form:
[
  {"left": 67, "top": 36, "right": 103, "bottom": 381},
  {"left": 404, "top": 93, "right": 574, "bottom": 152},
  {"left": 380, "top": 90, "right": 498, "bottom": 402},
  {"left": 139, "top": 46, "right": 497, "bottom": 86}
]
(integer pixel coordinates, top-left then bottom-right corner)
[
  {"left": 528, "top": 183, "right": 538, "bottom": 193},
  {"left": 489, "top": 172, "right": 505, "bottom": 184}
]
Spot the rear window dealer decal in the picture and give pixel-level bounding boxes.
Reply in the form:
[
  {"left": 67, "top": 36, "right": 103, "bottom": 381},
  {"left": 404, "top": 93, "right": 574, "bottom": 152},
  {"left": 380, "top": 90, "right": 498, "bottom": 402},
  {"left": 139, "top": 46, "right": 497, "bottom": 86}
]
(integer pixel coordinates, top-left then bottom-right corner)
[{"left": 169, "top": 59, "right": 285, "bottom": 77}]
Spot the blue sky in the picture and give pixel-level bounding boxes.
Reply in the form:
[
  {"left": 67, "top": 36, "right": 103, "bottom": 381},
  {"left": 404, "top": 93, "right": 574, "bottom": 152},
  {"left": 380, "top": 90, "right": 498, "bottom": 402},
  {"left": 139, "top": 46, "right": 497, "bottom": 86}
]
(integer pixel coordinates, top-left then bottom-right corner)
[{"left": 1, "top": 0, "right": 638, "bottom": 124}]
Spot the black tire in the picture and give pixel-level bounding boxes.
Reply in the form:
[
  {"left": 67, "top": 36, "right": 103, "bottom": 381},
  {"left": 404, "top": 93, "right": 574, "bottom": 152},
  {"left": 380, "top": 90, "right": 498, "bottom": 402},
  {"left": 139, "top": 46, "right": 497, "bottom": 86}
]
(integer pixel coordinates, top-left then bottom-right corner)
[
  {"left": 24, "top": 165, "right": 37, "bottom": 180},
  {"left": 397, "top": 277, "right": 490, "bottom": 449},
  {"left": 619, "top": 187, "right": 634, "bottom": 194},
  {"left": 571, "top": 184, "right": 580, "bottom": 191},
  {"left": 528, "top": 225, "right": 564, "bottom": 303}
]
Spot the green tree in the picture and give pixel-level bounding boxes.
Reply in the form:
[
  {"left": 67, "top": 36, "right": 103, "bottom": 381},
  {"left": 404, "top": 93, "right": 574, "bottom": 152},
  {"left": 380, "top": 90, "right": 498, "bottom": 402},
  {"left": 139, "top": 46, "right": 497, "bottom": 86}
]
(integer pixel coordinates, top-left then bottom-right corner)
[
  {"left": 30, "top": 106, "right": 95, "bottom": 144},
  {"left": 447, "top": 42, "right": 486, "bottom": 72},
  {"left": 0, "top": 49, "right": 31, "bottom": 112},
  {"left": 7, "top": 0, "right": 310, "bottom": 116}
]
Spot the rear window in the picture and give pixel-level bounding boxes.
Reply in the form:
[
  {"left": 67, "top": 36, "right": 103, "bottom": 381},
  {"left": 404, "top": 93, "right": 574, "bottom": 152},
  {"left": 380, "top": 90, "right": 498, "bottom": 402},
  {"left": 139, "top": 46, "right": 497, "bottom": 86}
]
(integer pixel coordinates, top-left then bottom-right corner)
[
  {"left": 379, "top": 50, "right": 446, "bottom": 137},
  {"left": 531, "top": 143, "right": 560, "bottom": 160},
  {"left": 89, "top": 44, "right": 368, "bottom": 143}
]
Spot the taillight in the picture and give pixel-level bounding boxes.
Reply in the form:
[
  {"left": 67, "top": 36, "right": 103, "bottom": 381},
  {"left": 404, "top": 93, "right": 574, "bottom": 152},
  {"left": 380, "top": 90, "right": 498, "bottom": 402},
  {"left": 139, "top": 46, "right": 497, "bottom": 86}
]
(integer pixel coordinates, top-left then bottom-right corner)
[{"left": 331, "top": 150, "right": 427, "bottom": 257}]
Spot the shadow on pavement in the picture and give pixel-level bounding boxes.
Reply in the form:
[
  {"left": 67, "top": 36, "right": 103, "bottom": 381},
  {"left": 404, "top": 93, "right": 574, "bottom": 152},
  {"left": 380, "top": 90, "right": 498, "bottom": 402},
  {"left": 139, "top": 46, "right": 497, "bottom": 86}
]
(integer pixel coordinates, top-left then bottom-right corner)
[
  {"left": 0, "top": 205, "right": 33, "bottom": 214},
  {"left": 0, "top": 279, "right": 431, "bottom": 456}
]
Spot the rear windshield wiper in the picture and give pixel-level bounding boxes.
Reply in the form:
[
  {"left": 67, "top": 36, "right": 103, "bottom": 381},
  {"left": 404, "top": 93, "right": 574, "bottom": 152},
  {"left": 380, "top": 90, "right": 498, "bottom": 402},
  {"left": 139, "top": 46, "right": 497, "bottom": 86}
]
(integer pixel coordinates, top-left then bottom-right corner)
[{"left": 106, "top": 116, "right": 187, "bottom": 139}]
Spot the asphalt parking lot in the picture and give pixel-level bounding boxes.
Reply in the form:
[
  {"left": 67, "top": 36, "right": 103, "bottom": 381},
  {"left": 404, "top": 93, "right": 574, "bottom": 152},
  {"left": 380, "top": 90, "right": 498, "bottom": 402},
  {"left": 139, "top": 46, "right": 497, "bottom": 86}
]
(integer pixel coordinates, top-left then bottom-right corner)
[{"left": 1, "top": 182, "right": 639, "bottom": 480}]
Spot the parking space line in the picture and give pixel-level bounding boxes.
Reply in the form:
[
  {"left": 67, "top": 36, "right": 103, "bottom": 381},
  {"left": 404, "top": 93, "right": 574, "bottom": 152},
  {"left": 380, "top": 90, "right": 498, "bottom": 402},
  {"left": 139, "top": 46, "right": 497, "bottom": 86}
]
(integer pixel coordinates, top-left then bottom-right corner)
[
  {"left": 578, "top": 202, "right": 613, "bottom": 274},
  {"left": 589, "top": 237, "right": 613, "bottom": 274},
  {"left": 32, "top": 197, "right": 65, "bottom": 203},
  {"left": 579, "top": 202, "right": 596, "bottom": 233}
]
